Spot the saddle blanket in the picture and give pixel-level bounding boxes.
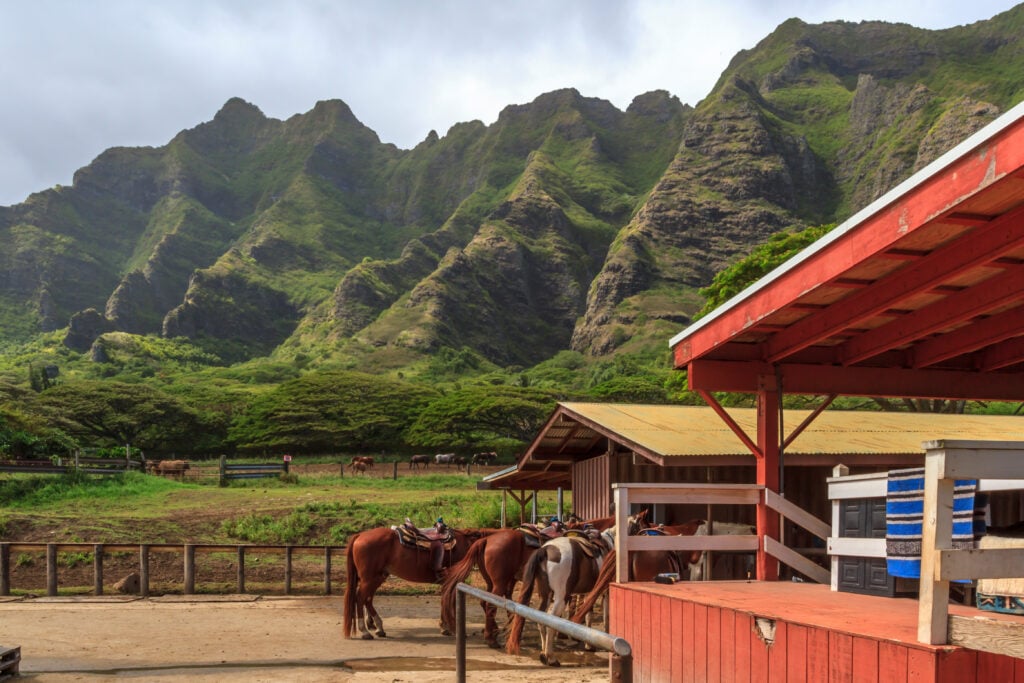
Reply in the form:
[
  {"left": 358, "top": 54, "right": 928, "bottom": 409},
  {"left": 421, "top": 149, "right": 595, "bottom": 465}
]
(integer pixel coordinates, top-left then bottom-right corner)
[{"left": 885, "top": 467, "right": 983, "bottom": 579}]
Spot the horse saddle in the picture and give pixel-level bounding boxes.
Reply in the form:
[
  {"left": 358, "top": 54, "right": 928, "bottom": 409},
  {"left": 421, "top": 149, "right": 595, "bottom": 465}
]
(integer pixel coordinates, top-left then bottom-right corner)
[
  {"left": 517, "top": 523, "right": 564, "bottom": 549},
  {"left": 565, "top": 533, "right": 607, "bottom": 559},
  {"left": 392, "top": 522, "right": 455, "bottom": 551}
]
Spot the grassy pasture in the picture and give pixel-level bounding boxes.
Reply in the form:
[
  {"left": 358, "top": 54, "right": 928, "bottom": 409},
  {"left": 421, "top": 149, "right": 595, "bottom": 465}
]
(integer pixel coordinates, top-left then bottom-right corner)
[{"left": 0, "top": 463, "right": 564, "bottom": 595}]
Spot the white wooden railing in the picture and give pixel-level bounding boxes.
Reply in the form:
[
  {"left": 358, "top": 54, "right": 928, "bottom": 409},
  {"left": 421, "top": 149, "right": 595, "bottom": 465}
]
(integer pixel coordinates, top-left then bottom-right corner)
[{"left": 611, "top": 482, "right": 830, "bottom": 585}]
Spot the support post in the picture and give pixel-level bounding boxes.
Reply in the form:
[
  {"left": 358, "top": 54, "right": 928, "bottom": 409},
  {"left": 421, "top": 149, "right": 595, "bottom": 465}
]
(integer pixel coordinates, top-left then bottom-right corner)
[
  {"left": 237, "top": 546, "right": 245, "bottom": 594},
  {"left": 0, "top": 543, "right": 10, "bottom": 596},
  {"left": 324, "top": 547, "right": 332, "bottom": 595},
  {"left": 139, "top": 544, "right": 150, "bottom": 597},
  {"left": 46, "top": 543, "right": 58, "bottom": 596},
  {"left": 756, "top": 379, "right": 781, "bottom": 581},
  {"left": 614, "top": 486, "right": 631, "bottom": 583},
  {"left": 93, "top": 543, "right": 104, "bottom": 595},
  {"left": 284, "top": 546, "right": 293, "bottom": 595},
  {"left": 219, "top": 455, "right": 227, "bottom": 487},
  {"left": 393, "top": 461, "right": 398, "bottom": 481},
  {"left": 918, "top": 450, "right": 953, "bottom": 644},
  {"left": 184, "top": 544, "right": 196, "bottom": 595},
  {"left": 456, "top": 586, "right": 467, "bottom": 682}
]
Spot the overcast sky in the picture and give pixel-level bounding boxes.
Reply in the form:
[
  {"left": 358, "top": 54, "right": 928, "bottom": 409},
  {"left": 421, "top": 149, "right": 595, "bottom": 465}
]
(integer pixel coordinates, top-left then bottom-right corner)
[{"left": 0, "top": 1, "right": 1018, "bottom": 207}]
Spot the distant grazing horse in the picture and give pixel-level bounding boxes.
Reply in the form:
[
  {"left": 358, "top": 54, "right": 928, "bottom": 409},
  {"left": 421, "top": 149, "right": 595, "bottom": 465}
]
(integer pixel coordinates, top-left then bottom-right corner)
[
  {"left": 440, "top": 514, "right": 638, "bottom": 646},
  {"left": 350, "top": 456, "right": 375, "bottom": 469},
  {"left": 505, "top": 527, "right": 617, "bottom": 666},
  {"left": 409, "top": 454, "right": 430, "bottom": 470},
  {"left": 343, "top": 525, "right": 497, "bottom": 639},
  {"left": 350, "top": 461, "right": 367, "bottom": 476},
  {"left": 471, "top": 452, "right": 498, "bottom": 465},
  {"left": 149, "top": 460, "right": 190, "bottom": 479},
  {"left": 434, "top": 453, "right": 455, "bottom": 467}
]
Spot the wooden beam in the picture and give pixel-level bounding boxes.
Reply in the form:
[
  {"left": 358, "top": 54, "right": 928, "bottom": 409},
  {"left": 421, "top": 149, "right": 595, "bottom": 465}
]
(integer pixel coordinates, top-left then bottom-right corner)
[
  {"left": 839, "top": 265, "right": 1024, "bottom": 365},
  {"left": 696, "top": 388, "right": 762, "bottom": 457},
  {"left": 781, "top": 395, "right": 836, "bottom": 450},
  {"left": 910, "top": 305, "right": 1024, "bottom": 368},
  {"left": 763, "top": 536, "right": 831, "bottom": 585},
  {"left": 765, "top": 203, "right": 1024, "bottom": 363},
  {"left": 977, "top": 335, "right": 1024, "bottom": 371},
  {"left": 689, "top": 359, "right": 1024, "bottom": 401},
  {"left": 949, "top": 614, "right": 1024, "bottom": 660}
]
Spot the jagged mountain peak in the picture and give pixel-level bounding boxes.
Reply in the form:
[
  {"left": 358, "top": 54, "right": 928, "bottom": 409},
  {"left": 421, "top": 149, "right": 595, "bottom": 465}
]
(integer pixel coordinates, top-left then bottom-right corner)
[{"left": 1, "top": 10, "right": 1022, "bottom": 372}]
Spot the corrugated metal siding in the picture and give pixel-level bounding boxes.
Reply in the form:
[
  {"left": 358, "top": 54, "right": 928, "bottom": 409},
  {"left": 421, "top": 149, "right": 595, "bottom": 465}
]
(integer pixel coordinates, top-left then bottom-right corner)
[{"left": 573, "top": 455, "right": 610, "bottom": 520}]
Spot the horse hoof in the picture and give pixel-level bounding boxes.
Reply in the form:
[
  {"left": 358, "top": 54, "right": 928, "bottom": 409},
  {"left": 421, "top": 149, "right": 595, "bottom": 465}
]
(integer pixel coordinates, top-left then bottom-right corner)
[
  {"left": 487, "top": 640, "right": 500, "bottom": 650},
  {"left": 361, "top": 633, "right": 374, "bottom": 640},
  {"left": 440, "top": 628, "right": 452, "bottom": 637},
  {"left": 376, "top": 631, "right": 387, "bottom": 638},
  {"left": 536, "top": 655, "right": 561, "bottom": 671}
]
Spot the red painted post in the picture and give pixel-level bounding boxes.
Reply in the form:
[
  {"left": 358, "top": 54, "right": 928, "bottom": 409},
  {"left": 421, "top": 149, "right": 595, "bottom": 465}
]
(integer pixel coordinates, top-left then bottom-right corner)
[{"left": 756, "top": 380, "right": 781, "bottom": 581}]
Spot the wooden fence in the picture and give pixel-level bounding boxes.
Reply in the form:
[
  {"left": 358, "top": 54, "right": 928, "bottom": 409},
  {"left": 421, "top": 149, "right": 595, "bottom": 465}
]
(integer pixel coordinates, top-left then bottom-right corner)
[
  {"left": 0, "top": 456, "right": 142, "bottom": 476},
  {"left": 0, "top": 542, "right": 342, "bottom": 597}
]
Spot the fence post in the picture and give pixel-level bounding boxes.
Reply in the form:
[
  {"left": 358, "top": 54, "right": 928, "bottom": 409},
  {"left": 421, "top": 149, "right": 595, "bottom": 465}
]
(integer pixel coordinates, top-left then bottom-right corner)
[
  {"left": 237, "top": 546, "right": 245, "bottom": 594},
  {"left": 0, "top": 543, "right": 10, "bottom": 596},
  {"left": 46, "top": 543, "right": 58, "bottom": 596},
  {"left": 393, "top": 461, "right": 398, "bottom": 481},
  {"left": 140, "top": 545, "right": 150, "bottom": 597},
  {"left": 456, "top": 587, "right": 467, "bottom": 683},
  {"left": 184, "top": 544, "right": 195, "bottom": 594},
  {"left": 93, "top": 543, "right": 104, "bottom": 596},
  {"left": 219, "top": 455, "right": 227, "bottom": 486},
  {"left": 339, "top": 464, "right": 344, "bottom": 479},
  {"left": 284, "top": 546, "right": 293, "bottom": 595},
  {"left": 324, "top": 547, "right": 332, "bottom": 595}
]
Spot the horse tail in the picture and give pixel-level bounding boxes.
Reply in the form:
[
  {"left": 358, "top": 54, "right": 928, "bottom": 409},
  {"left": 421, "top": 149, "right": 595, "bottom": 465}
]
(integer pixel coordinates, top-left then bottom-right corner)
[
  {"left": 342, "top": 536, "right": 359, "bottom": 638},
  {"left": 505, "top": 545, "right": 545, "bottom": 655},
  {"left": 440, "top": 535, "right": 487, "bottom": 632},
  {"left": 570, "top": 549, "right": 617, "bottom": 624}
]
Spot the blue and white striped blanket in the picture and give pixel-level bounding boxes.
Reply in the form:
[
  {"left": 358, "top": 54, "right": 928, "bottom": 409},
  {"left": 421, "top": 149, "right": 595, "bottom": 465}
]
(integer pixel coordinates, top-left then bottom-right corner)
[{"left": 885, "top": 467, "right": 982, "bottom": 579}]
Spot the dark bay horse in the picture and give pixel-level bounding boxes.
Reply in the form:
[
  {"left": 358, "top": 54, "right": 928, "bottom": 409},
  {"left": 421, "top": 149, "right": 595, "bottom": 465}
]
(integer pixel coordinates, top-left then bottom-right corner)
[{"left": 343, "top": 526, "right": 496, "bottom": 639}]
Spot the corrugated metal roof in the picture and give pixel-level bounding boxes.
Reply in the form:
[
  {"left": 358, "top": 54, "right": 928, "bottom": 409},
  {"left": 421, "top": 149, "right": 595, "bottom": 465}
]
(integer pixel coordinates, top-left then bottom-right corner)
[{"left": 557, "top": 403, "right": 1024, "bottom": 457}]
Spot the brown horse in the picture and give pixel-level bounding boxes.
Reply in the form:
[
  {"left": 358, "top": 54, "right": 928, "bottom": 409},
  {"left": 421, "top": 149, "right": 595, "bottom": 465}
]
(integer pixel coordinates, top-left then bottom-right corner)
[
  {"left": 343, "top": 526, "right": 495, "bottom": 639},
  {"left": 439, "top": 527, "right": 541, "bottom": 646},
  {"left": 439, "top": 515, "right": 622, "bottom": 645}
]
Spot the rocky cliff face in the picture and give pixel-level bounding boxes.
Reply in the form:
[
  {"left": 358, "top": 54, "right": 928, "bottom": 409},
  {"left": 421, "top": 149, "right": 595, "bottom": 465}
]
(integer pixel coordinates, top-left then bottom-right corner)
[{"left": 1, "top": 7, "right": 1021, "bottom": 370}]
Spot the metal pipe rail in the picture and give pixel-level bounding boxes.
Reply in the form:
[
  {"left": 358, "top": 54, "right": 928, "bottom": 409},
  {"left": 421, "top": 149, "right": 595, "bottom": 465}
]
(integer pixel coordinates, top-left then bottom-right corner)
[{"left": 455, "top": 583, "right": 632, "bottom": 682}]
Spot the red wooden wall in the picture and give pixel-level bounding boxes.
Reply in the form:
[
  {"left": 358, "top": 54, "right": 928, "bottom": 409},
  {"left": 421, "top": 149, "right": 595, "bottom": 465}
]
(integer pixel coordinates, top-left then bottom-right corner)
[{"left": 609, "top": 585, "right": 1024, "bottom": 683}]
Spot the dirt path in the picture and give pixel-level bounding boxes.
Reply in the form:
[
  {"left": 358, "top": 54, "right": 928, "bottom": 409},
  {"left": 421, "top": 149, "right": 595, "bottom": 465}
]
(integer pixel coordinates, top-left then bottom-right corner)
[{"left": 0, "top": 594, "right": 608, "bottom": 682}]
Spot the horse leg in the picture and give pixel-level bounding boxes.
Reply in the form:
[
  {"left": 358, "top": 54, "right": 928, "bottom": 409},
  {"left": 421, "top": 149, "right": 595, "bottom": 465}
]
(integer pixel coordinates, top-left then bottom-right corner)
[
  {"left": 357, "top": 576, "right": 387, "bottom": 639},
  {"left": 540, "top": 595, "right": 564, "bottom": 667}
]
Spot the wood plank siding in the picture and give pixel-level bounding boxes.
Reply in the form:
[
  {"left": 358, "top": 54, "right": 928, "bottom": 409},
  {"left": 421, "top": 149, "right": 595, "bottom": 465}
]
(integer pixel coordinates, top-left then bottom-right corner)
[{"left": 610, "top": 582, "right": 1024, "bottom": 683}]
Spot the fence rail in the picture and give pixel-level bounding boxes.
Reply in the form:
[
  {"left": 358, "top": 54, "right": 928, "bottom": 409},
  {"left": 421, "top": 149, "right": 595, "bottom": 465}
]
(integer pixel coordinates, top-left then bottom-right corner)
[
  {"left": 454, "top": 583, "right": 631, "bottom": 682},
  {"left": 0, "top": 542, "right": 341, "bottom": 598}
]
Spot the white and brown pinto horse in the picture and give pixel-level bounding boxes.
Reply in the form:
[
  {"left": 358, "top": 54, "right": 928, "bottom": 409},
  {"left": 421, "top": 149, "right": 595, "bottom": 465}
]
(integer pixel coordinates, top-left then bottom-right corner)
[{"left": 505, "top": 527, "right": 617, "bottom": 666}]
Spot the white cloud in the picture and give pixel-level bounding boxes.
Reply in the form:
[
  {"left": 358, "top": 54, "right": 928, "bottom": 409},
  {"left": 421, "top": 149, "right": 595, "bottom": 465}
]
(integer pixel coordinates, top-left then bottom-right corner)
[{"left": 0, "top": 0, "right": 1018, "bottom": 206}]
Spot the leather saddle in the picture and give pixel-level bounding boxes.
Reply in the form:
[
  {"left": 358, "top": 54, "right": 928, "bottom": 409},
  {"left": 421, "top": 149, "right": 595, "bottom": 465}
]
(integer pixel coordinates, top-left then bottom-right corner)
[
  {"left": 517, "top": 522, "right": 565, "bottom": 548},
  {"left": 393, "top": 520, "right": 455, "bottom": 551}
]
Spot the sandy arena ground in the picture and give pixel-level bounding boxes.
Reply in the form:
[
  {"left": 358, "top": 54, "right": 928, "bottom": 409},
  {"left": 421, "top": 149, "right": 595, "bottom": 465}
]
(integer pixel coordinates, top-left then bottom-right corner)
[{"left": 0, "top": 594, "right": 609, "bottom": 682}]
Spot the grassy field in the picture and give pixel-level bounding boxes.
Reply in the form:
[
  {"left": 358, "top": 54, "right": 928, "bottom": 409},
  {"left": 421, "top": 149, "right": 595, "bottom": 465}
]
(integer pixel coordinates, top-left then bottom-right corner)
[{"left": 0, "top": 461, "right": 565, "bottom": 596}]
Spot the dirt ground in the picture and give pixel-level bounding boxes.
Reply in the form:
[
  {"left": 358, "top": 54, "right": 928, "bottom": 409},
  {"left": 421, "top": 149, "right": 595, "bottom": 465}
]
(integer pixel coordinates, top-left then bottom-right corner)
[{"left": 0, "top": 593, "right": 609, "bottom": 682}]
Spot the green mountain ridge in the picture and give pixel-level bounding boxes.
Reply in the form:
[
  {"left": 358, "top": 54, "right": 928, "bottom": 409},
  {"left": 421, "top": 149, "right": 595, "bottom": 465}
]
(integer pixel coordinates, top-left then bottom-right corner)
[{"left": 3, "top": 6, "right": 1024, "bottom": 380}]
